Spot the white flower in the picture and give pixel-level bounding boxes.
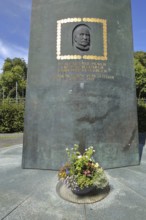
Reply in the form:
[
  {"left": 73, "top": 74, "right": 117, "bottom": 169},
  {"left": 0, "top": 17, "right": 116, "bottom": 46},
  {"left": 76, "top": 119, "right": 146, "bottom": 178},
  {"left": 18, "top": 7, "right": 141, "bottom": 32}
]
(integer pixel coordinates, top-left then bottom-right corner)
[
  {"left": 66, "top": 148, "right": 68, "bottom": 151},
  {"left": 77, "top": 155, "right": 82, "bottom": 159},
  {"left": 95, "top": 163, "right": 99, "bottom": 168}
]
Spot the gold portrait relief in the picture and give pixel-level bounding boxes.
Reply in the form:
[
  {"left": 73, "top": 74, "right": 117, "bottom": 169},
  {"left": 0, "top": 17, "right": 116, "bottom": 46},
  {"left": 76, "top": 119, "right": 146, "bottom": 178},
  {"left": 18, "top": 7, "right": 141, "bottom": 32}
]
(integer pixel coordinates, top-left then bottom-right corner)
[{"left": 56, "top": 17, "right": 107, "bottom": 61}]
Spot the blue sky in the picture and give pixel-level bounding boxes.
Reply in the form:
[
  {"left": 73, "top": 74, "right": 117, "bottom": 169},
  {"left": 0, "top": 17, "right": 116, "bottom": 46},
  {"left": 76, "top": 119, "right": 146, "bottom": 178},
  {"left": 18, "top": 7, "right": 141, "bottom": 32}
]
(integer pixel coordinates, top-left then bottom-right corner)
[{"left": 0, "top": 0, "right": 146, "bottom": 72}]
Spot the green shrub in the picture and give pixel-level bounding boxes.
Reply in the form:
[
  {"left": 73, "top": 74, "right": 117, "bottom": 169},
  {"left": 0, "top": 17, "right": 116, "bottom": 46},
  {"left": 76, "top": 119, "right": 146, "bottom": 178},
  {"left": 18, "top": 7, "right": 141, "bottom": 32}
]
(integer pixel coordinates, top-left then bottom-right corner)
[
  {"left": 137, "top": 100, "right": 146, "bottom": 132},
  {"left": 0, "top": 101, "right": 24, "bottom": 133}
]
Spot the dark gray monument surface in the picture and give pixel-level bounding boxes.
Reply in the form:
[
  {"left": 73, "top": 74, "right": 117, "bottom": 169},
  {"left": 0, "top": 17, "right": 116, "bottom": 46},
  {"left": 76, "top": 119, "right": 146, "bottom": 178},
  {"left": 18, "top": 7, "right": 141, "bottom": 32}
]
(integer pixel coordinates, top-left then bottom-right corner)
[{"left": 22, "top": 0, "right": 139, "bottom": 169}]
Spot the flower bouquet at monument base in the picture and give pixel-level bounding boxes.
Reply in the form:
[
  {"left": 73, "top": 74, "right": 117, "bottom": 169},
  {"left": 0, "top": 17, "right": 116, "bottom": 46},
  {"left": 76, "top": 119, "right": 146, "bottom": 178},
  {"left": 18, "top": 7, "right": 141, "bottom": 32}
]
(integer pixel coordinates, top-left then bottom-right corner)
[{"left": 58, "top": 144, "right": 109, "bottom": 195}]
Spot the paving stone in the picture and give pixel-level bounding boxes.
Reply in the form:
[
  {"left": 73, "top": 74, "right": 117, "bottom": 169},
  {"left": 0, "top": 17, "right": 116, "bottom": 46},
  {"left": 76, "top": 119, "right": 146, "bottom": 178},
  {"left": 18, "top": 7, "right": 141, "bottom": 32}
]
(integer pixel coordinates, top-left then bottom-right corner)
[
  {"left": 0, "top": 145, "right": 146, "bottom": 220},
  {"left": 85, "top": 176, "right": 146, "bottom": 220}
]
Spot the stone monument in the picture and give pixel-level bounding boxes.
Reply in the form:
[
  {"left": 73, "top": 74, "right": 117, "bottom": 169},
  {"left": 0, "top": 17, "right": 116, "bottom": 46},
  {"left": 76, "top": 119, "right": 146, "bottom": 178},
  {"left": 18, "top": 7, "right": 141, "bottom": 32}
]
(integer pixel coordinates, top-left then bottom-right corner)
[{"left": 22, "top": 0, "right": 139, "bottom": 169}]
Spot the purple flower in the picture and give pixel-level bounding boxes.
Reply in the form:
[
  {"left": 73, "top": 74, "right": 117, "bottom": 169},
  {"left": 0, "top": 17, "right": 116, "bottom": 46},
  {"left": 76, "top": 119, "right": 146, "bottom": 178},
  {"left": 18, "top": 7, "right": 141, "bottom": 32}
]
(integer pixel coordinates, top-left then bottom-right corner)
[{"left": 66, "top": 169, "right": 70, "bottom": 175}]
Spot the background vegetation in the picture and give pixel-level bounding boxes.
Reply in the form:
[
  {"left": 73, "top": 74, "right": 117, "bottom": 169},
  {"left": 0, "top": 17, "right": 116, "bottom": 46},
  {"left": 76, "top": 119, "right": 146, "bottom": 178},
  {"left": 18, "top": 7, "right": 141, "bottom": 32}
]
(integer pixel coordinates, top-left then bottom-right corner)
[
  {"left": 134, "top": 51, "right": 146, "bottom": 99},
  {"left": 0, "top": 100, "right": 24, "bottom": 133},
  {"left": 134, "top": 51, "right": 146, "bottom": 132},
  {"left": 0, "top": 58, "right": 27, "bottom": 99},
  {"left": 0, "top": 58, "right": 26, "bottom": 133}
]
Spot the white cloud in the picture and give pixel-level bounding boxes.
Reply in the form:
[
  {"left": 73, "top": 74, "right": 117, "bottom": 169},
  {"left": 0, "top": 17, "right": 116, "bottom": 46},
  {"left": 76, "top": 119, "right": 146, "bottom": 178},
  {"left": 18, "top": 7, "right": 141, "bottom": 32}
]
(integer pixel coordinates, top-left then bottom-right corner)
[
  {"left": 0, "top": 57, "right": 4, "bottom": 72},
  {"left": 0, "top": 39, "right": 28, "bottom": 72}
]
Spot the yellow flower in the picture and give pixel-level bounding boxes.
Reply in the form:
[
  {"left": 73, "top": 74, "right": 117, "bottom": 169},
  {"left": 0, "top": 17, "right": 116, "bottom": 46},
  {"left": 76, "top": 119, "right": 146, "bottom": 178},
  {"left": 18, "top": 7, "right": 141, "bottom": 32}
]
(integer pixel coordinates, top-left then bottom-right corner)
[{"left": 58, "top": 171, "right": 66, "bottom": 179}]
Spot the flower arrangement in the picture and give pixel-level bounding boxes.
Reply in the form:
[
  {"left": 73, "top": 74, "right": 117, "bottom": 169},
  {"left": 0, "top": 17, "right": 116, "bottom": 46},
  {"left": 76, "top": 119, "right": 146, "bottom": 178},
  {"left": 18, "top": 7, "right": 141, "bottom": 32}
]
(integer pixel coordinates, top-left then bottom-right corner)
[{"left": 58, "top": 144, "right": 109, "bottom": 194}]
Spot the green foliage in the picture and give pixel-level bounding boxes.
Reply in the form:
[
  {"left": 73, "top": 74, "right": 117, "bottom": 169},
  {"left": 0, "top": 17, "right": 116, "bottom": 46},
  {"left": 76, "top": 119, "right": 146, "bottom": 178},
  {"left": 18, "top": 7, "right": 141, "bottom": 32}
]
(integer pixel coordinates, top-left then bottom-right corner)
[
  {"left": 2, "top": 59, "right": 13, "bottom": 72},
  {"left": 0, "top": 58, "right": 27, "bottom": 99},
  {"left": 58, "top": 144, "right": 109, "bottom": 190},
  {"left": 0, "top": 101, "right": 24, "bottom": 133},
  {"left": 137, "top": 100, "right": 146, "bottom": 132},
  {"left": 134, "top": 51, "right": 146, "bottom": 98},
  {"left": 134, "top": 51, "right": 146, "bottom": 67}
]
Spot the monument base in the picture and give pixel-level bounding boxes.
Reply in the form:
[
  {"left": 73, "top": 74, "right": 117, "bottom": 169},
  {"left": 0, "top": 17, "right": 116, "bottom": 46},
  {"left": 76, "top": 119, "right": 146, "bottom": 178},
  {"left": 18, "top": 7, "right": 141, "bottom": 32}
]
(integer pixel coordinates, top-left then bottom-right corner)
[{"left": 56, "top": 181, "right": 110, "bottom": 204}]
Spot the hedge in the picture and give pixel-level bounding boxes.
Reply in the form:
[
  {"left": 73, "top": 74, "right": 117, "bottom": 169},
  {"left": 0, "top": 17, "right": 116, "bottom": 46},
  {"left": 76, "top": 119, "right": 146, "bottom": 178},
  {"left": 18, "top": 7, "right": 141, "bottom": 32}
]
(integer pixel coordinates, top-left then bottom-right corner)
[
  {"left": 0, "top": 101, "right": 24, "bottom": 133},
  {"left": 137, "top": 100, "right": 146, "bottom": 132}
]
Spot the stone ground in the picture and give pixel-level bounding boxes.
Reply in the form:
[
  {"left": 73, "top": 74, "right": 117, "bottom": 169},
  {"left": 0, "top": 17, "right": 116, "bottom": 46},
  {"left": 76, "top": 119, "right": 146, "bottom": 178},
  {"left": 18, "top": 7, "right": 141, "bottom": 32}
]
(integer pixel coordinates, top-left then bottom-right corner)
[{"left": 0, "top": 133, "right": 146, "bottom": 220}]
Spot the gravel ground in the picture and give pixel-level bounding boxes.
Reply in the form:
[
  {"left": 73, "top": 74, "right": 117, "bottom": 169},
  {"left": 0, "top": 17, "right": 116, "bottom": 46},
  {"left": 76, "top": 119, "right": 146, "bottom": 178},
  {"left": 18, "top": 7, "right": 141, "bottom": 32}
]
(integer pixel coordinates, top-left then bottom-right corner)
[{"left": 0, "top": 133, "right": 23, "bottom": 148}]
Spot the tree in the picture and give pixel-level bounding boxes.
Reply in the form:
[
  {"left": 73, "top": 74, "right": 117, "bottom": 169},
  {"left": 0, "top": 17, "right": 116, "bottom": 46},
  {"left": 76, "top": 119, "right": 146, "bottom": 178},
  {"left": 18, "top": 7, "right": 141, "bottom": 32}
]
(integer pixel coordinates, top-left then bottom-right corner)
[
  {"left": 0, "top": 58, "right": 27, "bottom": 99},
  {"left": 134, "top": 51, "right": 146, "bottom": 99}
]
